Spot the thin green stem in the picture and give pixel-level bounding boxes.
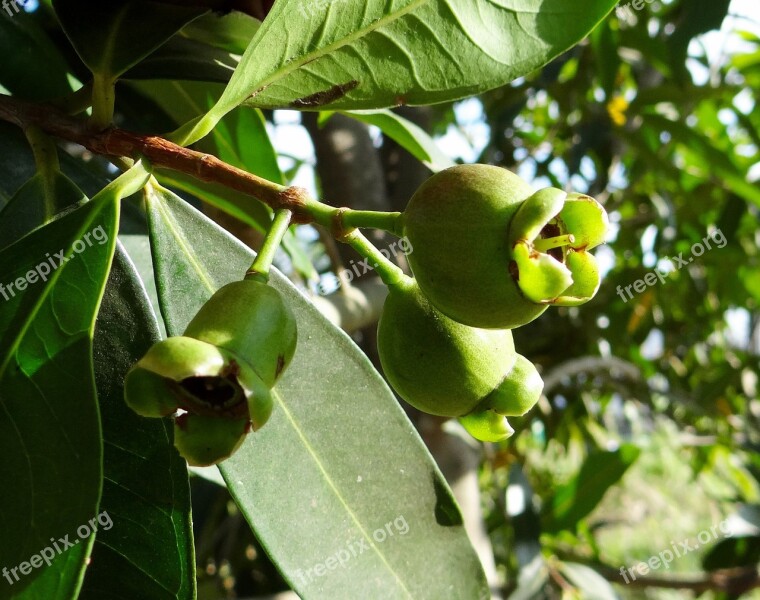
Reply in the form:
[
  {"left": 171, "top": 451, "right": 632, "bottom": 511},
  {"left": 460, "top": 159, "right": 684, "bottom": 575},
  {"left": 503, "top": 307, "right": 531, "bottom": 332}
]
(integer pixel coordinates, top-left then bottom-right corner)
[
  {"left": 342, "top": 210, "right": 403, "bottom": 235},
  {"left": 26, "top": 125, "right": 60, "bottom": 178},
  {"left": 91, "top": 74, "right": 116, "bottom": 129},
  {"left": 52, "top": 82, "right": 94, "bottom": 116},
  {"left": 342, "top": 229, "right": 411, "bottom": 288},
  {"left": 302, "top": 197, "right": 404, "bottom": 237},
  {"left": 246, "top": 209, "right": 293, "bottom": 283},
  {"left": 25, "top": 126, "right": 60, "bottom": 219}
]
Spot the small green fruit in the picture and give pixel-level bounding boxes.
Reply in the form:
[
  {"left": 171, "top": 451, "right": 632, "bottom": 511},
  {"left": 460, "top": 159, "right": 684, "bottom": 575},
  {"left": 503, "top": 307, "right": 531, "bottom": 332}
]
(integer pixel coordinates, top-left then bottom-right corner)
[
  {"left": 124, "top": 336, "right": 273, "bottom": 430},
  {"left": 124, "top": 279, "right": 296, "bottom": 465},
  {"left": 174, "top": 413, "right": 251, "bottom": 467},
  {"left": 184, "top": 280, "right": 297, "bottom": 386},
  {"left": 377, "top": 279, "right": 517, "bottom": 417},
  {"left": 402, "top": 165, "right": 609, "bottom": 329}
]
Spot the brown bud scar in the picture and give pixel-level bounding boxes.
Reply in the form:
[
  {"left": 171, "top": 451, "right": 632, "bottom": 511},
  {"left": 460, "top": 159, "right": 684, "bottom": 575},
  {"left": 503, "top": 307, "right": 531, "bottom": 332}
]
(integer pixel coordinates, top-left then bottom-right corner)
[{"left": 290, "top": 80, "right": 359, "bottom": 108}]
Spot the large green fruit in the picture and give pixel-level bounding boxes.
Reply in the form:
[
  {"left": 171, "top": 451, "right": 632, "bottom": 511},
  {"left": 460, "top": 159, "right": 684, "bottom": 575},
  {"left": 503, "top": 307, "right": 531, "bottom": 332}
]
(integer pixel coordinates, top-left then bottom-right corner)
[
  {"left": 377, "top": 278, "right": 517, "bottom": 418},
  {"left": 402, "top": 164, "right": 608, "bottom": 329}
]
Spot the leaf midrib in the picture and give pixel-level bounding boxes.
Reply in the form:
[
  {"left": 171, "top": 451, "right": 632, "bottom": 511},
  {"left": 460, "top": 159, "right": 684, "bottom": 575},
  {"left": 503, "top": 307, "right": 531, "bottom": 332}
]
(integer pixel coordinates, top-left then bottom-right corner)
[
  {"left": 270, "top": 388, "right": 414, "bottom": 598},
  {"left": 220, "top": 0, "right": 431, "bottom": 110}
]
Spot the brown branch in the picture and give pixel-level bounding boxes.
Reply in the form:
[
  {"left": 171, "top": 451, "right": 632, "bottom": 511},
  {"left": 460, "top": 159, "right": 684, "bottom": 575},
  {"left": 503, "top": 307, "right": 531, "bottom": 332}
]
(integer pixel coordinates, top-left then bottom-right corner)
[
  {"left": 554, "top": 552, "right": 760, "bottom": 595},
  {"left": 0, "top": 94, "right": 316, "bottom": 223},
  {"left": 599, "top": 563, "right": 760, "bottom": 595}
]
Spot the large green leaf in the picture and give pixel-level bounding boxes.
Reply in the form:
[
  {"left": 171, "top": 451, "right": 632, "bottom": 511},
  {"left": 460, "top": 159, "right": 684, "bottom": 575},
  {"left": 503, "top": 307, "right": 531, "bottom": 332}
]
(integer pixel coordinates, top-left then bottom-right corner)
[
  {"left": 543, "top": 445, "right": 640, "bottom": 533},
  {"left": 80, "top": 244, "right": 195, "bottom": 600},
  {"left": 173, "top": 0, "right": 618, "bottom": 145},
  {"left": 144, "top": 186, "right": 489, "bottom": 599},
  {"left": 335, "top": 109, "right": 456, "bottom": 172},
  {"left": 0, "top": 10, "right": 74, "bottom": 101},
  {"left": 0, "top": 163, "right": 149, "bottom": 600},
  {"left": 52, "top": 0, "right": 207, "bottom": 80}
]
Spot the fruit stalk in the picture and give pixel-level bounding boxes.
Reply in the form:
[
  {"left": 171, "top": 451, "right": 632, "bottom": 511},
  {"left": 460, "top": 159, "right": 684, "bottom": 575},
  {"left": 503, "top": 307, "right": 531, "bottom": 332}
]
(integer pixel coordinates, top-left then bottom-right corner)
[{"left": 247, "top": 208, "right": 293, "bottom": 283}]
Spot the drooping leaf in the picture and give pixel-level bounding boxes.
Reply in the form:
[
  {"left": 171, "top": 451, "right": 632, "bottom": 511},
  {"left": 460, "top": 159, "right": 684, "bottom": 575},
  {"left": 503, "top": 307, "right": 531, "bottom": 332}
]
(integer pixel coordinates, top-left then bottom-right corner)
[
  {"left": 544, "top": 445, "right": 640, "bottom": 533},
  {"left": 80, "top": 243, "right": 195, "bottom": 600},
  {"left": 52, "top": 0, "right": 208, "bottom": 80},
  {"left": 173, "top": 0, "right": 619, "bottom": 145},
  {"left": 335, "top": 109, "right": 456, "bottom": 172},
  {"left": 144, "top": 186, "right": 489, "bottom": 599},
  {"left": 0, "top": 163, "right": 149, "bottom": 600}
]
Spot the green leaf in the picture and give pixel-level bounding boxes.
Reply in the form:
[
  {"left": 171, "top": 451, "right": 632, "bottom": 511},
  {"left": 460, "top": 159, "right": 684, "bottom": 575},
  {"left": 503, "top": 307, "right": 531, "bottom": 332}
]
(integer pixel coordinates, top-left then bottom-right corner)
[
  {"left": 0, "top": 172, "right": 87, "bottom": 251},
  {"left": 0, "top": 122, "right": 39, "bottom": 206},
  {"left": 80, "top": 244, "right": 195, "bottom": 600},
  {"left": 52, "top": 0, "right": 208, "bottom": 80},
  {"left": 668, "top": 0, "right": 731, "bottom": 82},
  {"left": 544, "top": 445, "right": 640, "bottom": 533},
  {"left": 0, "top": 10, "right": 75, "bottom": 101},
  {"left": 702, "top": 535, "right": 760, "bottom": 571},
  {"left": 559, "top": 562, "right": 620, "bottom": 600},
  {"left": 173, "top": 0, "right": 619, "bottom": 145},
  {"left": 123, "top": 37, "right": 239, "bottom": 84},
  {"left": 144, "top": 186, "right": 489, "bottom": 599},
  {"left": 589, "top": 20, "right": 619, "bottom": 99},
  {"left": 337, "top": 109, "right": 455, "bottom": 172},
  {"left": 179, "top": 10, "right": 261, "bottom": 55},
  {"left": 0, "top": 163, "right": 149, "bottom": 600}
]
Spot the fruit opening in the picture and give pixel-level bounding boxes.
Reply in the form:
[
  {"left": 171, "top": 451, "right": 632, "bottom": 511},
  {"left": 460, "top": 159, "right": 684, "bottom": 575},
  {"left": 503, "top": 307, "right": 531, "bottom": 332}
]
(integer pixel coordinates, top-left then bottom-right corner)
[
  {"left": 180, "top": 376, "right": 239, "bottom": 407},
  {"left": 534, "top": 221, "right": 574, "bottom": 260}
]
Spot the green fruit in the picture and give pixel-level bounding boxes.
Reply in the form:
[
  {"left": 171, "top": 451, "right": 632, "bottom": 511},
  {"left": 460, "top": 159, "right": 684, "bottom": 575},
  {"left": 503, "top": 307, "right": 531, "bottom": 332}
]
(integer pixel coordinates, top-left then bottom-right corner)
[
  {"left": 402, "top": 164, "right": 609, "bottom": 329},
  {"left": 173, "top": 413, "right": 251, "bottom": 467},
  {"left": 124, "top": 279, "right": 296, "bottom": 465},
  {"left": 124, "top": 336, "right": 273, "bottom": 430},
  {"left": 184, "top": 279, "right": 297, "bottom": 386},
  {"left": 482, "top": 354, "right": 544, "bottom": 417},
  {"left": 377, "top": 278, "right": 517, "bottom": 417}
]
